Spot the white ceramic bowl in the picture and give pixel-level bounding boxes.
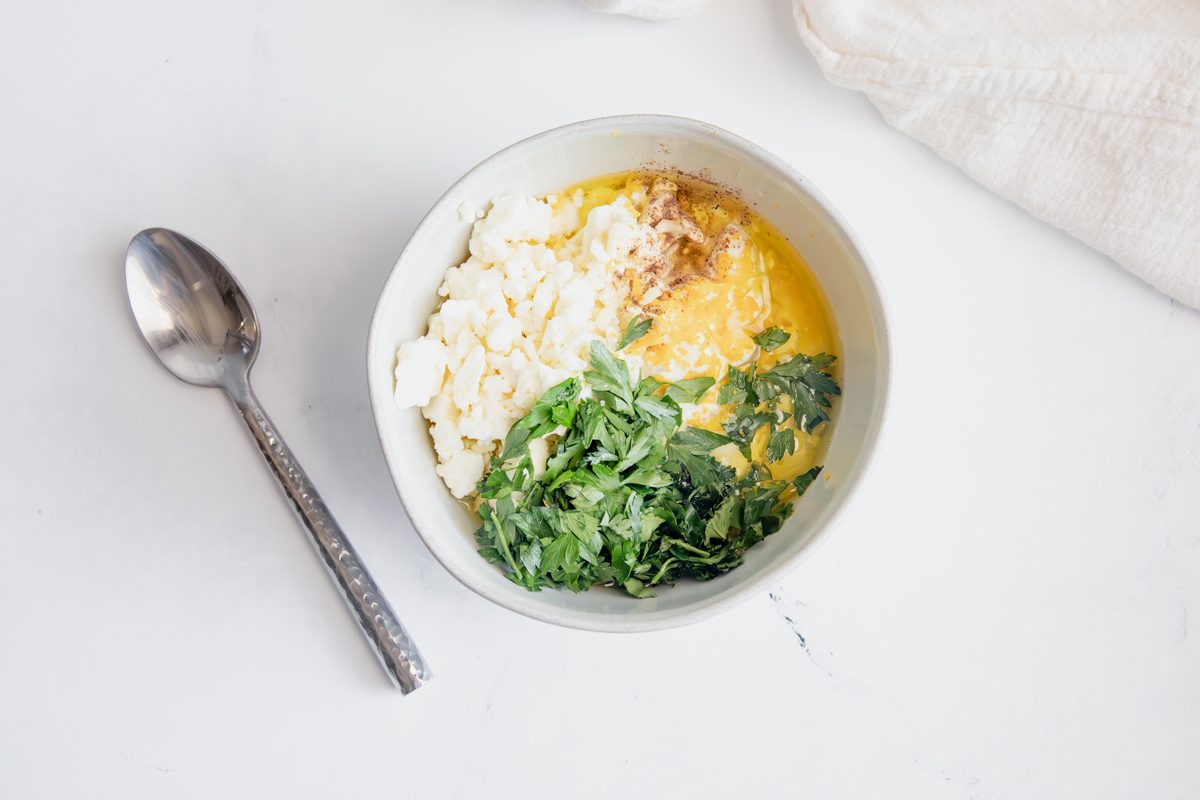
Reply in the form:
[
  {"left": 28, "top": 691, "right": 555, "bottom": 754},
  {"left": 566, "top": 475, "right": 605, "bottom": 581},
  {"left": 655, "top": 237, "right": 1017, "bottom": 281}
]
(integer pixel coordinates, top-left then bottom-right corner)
[{"left": 368, "top": 115, "right": 890, "bottom": 632}]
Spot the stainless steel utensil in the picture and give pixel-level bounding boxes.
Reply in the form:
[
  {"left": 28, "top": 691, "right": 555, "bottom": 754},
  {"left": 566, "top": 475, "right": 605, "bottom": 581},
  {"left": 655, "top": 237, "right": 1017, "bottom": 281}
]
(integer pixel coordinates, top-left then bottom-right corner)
[{"left": 125, "top": 227, "right": 429, "bottom": 693}]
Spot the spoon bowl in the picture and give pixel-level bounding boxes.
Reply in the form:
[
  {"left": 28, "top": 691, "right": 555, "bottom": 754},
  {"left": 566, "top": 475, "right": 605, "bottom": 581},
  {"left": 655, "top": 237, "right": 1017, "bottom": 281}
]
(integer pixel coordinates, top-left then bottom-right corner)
[{"left": 126, "top": 228, "right": 259, "bottom": 388}]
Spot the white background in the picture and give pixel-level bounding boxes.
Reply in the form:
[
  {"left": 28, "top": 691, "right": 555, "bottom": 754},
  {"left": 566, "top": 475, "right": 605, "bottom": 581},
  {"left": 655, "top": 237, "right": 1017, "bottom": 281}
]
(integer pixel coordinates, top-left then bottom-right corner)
[{"left": 3, "top": 1, "right": 1198, "bottom": 797}]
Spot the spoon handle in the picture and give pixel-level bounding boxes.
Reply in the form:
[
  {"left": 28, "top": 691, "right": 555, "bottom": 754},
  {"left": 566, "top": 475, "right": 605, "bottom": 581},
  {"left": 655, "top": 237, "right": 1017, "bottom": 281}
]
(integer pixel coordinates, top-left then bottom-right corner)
[{"left": 227, "top": 385, "right": 430, "bottom": 693}]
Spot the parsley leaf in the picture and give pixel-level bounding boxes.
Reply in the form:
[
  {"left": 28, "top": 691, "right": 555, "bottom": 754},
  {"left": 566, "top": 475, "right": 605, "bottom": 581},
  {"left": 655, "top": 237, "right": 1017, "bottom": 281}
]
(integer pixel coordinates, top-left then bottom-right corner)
[
  {"left": 753, "top": 326, "right": 791, "bottom": 352},
  {"left": 704, "top": 495, "right": 741, "bottom": 543},
  {"left": 617, "top": 316, "right": 653, "bottom": 350},
  {"left": 717, "top": 364, "right": 753, "bottom": 406},
  {"left": 540, "top": 534, "right": 579, "bottom": 576},
  {"left": 498, "top": 378, "right": 580, "bottom": 461},
  {"left": 766, "top": 428, "right": 796, "bottom": 463},
  {"left": 793, "top": 465, "right": 822, "bottom": 495},
  {"left": 666, "top": 429, "right": 735, "bottom": 488},
  {"left": 723, "top": 410, "right": 775, "bottom": 460},
  {"left": 761, "top": 353, "right": 840, "bottom": 433},
  {"left": 672, "top": 427, "right": 733, "bottom": 451},
  {"left": 634, "top": 393, "right": 682, "bottom": 422},
  {"left": 584, "top": 340, "right": 635, "bottom": 413},
  {"left": 665, "top": 376, "right": 716, "bottom": 404}
]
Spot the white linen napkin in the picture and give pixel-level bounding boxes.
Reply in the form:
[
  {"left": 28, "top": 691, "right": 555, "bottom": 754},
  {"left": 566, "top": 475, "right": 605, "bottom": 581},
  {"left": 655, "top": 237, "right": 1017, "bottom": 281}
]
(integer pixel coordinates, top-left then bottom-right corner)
[{"left": 584, "top": 0, "right": 1200, "bottom": 309}]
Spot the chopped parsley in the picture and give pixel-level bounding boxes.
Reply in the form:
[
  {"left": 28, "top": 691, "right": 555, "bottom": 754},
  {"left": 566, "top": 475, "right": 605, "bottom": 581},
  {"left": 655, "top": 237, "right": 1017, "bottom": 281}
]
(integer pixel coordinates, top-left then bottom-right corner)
[
  {"left": 617, "top": 316, "right": 653, "bottom": 350},
  {"left": 473, "top": 335, "right": 839, "bottom": 598},
  {"left": 752, "top": 326, "right": 791, "bottom": 352}
]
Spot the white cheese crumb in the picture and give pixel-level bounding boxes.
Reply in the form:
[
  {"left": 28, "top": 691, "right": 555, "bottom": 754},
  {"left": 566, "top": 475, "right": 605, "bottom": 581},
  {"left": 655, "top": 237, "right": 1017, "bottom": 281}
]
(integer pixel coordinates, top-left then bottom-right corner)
[
  {"left": 393, "top": 336, "right": 448, "bottom": 409},
  {"left": 457, "top": 201, "right": 481, "bottom": 223},
  {"left": 436, "top": 449, "right": 485, "bottom": 498},
  {"left": 528, "top": 437, "right": 550, "bottom": 479}
]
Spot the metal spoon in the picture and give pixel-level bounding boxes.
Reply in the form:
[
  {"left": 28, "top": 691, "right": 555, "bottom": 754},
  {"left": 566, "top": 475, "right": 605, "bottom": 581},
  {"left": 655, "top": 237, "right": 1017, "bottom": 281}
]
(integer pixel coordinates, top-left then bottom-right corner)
[{"left": 125, "top": 227, "right": 430, "bottom": 693}]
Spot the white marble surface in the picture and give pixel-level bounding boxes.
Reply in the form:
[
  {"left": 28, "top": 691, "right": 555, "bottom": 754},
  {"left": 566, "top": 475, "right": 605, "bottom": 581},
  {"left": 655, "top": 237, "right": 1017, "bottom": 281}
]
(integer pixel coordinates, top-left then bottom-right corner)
[{"left": 2, "top": 1, "right": 1198, "bottom": 797}]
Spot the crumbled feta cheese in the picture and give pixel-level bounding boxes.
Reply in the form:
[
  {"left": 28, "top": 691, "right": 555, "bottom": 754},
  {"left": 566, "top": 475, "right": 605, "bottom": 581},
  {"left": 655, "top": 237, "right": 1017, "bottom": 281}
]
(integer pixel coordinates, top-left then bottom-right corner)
[
  {"left": 393, "top": 336, "right": 448, "bottom": 409},
  {"left": 436, "top": 449, "right": 486, "bottom": 499},
  {"left": 452, "top": 344, "right": 486, "bottom": 412},
  {"left": 394, "top": 191, "right": 656, "bottom": 498},
  {"left": 457, "top": 201, "right": 480, "bottom": 223},
  {"left": 468, "top": 194, "right": 554, "bottom": 263},
  {"left": 484, "top": 311, "right": 521, "bottom": 353},
  {"left": 528, "top": 436, "right": 550, "bottom": 479}
]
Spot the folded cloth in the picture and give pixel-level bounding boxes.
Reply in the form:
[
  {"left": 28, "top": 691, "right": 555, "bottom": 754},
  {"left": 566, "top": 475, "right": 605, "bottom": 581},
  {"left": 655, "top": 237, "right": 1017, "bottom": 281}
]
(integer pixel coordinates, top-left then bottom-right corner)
[{"left": 584, "top": 0, "right": 1200, "bottom": 309}]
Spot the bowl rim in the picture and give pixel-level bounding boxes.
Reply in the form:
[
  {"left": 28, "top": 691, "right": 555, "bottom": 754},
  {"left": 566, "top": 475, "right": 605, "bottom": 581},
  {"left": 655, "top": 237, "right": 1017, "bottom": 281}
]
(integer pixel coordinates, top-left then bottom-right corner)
[{"left": 367, "top": 113, "right": 892, "bottom": 633}]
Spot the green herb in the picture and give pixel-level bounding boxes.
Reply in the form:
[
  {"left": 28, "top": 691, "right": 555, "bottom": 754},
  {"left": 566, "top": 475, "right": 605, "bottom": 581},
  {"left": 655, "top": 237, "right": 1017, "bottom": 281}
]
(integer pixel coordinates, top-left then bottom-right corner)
[
  {"left": 473, "top": 334, "right": 837, "bottom": 598},
  {"left": 766, "top": 427, "right": 796, "bottom": 462},
  {"left": 793, "top": 465, "right": 822, "bottom": 494},
  {"left": 760, "top": 352, "right": 840, "bottom": 432},
  {"left": 752, "top": 326, "right": 791, "bottom": 352},
  {"left": 716, "top": 328, "right": 840, "bottom": 459},
  {"left": 723, "top": 407, "right": 776, "bottom": 460},
  {"left": 664, "top": 376, "right": 715, "bottom": 404},
  {"left": 583, "top": 341, "right": 638, "bottom": 413},
  {"left": 497, "top": 378, "right": 580, "bottom": 461},
  {"left": 617, "top": 316, "right": 653, "bottom": 350}
]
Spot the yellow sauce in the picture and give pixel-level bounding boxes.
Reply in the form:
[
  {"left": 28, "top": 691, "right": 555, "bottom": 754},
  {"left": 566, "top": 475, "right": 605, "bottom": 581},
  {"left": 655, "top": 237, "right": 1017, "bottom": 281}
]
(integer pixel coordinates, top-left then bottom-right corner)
[{"left": 556, "top": 172, "right": 839, "bottom": 482}]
